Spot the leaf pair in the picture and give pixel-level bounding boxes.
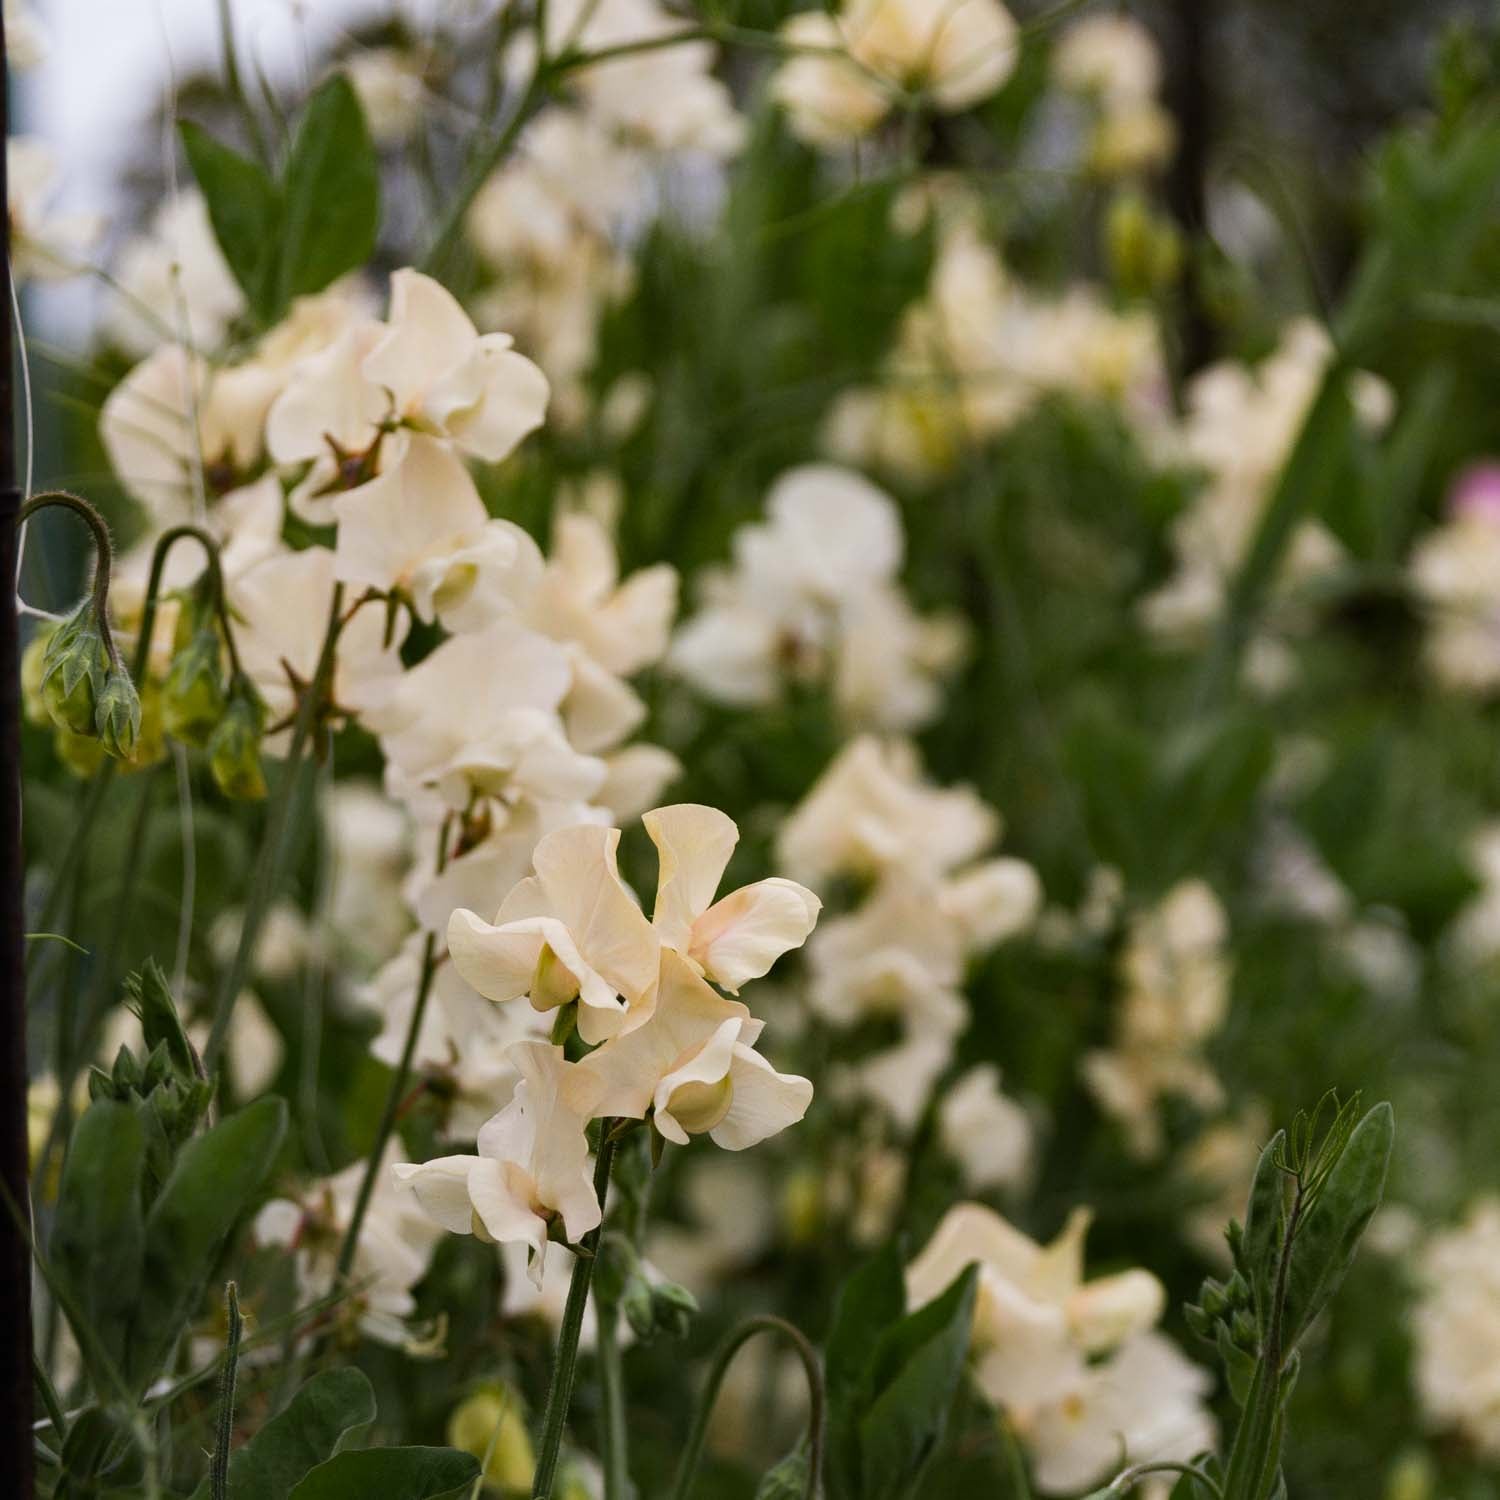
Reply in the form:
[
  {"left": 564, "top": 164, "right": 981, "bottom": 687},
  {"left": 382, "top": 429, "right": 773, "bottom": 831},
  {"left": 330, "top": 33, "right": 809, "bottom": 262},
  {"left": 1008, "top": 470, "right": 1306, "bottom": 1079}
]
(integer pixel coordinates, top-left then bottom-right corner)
[
  {"left": 824, "top": 1242, "right": 978, "bottom": 1500},
  {"left": 211, "top": 1366, "right": 479, "bottom": 1500},
  {"left": 180, "top": 74, "right": 379, "bottom": 330}
]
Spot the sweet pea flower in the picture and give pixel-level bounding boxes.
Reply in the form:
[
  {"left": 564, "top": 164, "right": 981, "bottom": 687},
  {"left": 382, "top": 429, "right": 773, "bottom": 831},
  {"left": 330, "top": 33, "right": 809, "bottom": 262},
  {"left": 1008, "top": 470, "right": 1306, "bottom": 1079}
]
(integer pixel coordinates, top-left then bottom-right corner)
[
  {"left": 448, "top": 822, "right": 661, "bottom": 1043},
  {"left": 332, "top": 434, "right": 544, "bottom": 631},
  {"left": 643, "top": 803, "right": 821, "bottom": 994},
  {"left": 578, "top": 948, "right": 813, "bottom": 1149},
  {"left": 394, "top": 1041, "right": 603, "bottom": 1284}
]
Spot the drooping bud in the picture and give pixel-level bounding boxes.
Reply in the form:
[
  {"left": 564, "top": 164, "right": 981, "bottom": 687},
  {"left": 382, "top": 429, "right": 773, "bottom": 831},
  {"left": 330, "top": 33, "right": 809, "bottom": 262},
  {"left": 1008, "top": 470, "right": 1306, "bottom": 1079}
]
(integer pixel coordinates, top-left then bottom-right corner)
[
  {"left": 95, "top": 663, "right": 143, "bottom": 761},
  {"left": 208, "top": 685, "right": 268, "bottom": 801},
  {"left": 161, "top": 625, "right": 226, "bottom": 746},
  {"left": 21, "top": 625, "right": 56, "bottom": 725},
  {"left": 40, "top": 601, "right": 109, "bottom": 736}
]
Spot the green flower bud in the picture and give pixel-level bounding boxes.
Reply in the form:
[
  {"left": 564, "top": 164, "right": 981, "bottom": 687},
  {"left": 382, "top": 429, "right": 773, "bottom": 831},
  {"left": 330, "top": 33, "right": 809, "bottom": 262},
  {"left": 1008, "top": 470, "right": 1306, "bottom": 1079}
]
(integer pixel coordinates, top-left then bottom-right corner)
[
  {"left": 649, "top": 1280, "right": 698, "bottom": 1341},
  {"left": 1105, "top": 190, "right": 1183, "bottom": 299},
  {"left": 161, "top": 626, "right": 227, "bottom": 746},
  {"left": 95, "top": 664, "right": 143, "bottom": 761},
  {"left": 621, "top": 1274, "right": 656, "bottom": 1342},
  {"left": 40, "top": 602, "right": 108, "bottom": 737},
  {"left": 208, "top": 688, "right": 268, "bottom": 801},
  {"left": 755, "top": 1450, "right": 810, "bottom": 1500}
]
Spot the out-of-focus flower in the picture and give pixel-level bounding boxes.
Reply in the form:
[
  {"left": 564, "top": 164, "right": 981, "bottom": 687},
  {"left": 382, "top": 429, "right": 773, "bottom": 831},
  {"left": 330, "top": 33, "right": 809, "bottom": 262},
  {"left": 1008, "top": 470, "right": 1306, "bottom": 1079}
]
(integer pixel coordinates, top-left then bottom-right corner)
[
  {"left": 343, "top": 48, "right": 427, "bottom": 145},
  {"left": 104, "top": 191, "right": 245, "bottom": 356},
  {"left": 938, "top": 1063, "right": 1033, "bottom": 1192},
  {"left": 7, "top": 137, "right": 100, "bottom": 281},
  {"left": 772, "top": 0, "right": 1019, "bottom": 146},
  {"left": 908, "top": 1203, "right": 1213, "bottom": 1494},
  {"left": 1414, "top": 1199, "right": 1500, "bottom": 1458},
  {"left": 5, "top": 0, "right": 47, "bottom": 68},
  {"left": 672, "top": 465, "right": 964, "bottom": 730},
  {"left": 1412, "top": 477, "right": 1500, "bottom": 695},
  {"left": 1083, "top": 879, "right": 1232, "bottom": 1157},
  {"left": 1052, "top": 13, "right": 1176, "bottom": 176}
]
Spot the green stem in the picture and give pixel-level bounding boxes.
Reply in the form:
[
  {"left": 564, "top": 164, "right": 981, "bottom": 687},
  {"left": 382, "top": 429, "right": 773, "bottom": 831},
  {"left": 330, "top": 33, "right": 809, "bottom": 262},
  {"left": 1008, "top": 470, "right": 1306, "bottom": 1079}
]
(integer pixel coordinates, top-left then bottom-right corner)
[
  {"left": 1109, "top": 1459, "right": 1223, "bottom": 1496},
  {"left": 669, "top": 1315, "right": 825, "bottom": 1500},
  {"left": 596, "top": 1299, "right": 630, "bottom": 1500},
  {"left": 531, "top": 1127, "right": 619, "bottom": 1500},
  {"left": 210, "top": 1283, "right": 243, "bottom": 1500},
  {"left": 134, "top": 523, "right": 245, "bottom": 682},
  {"left": 32, "top": 1351, "right": 68, "bottom": 1441},
  {"left": 19, "top": 489, "right": 122, "bottom": 667},
  {"left": 203, "top": 584, "right": 344, "bottom": 1070}
]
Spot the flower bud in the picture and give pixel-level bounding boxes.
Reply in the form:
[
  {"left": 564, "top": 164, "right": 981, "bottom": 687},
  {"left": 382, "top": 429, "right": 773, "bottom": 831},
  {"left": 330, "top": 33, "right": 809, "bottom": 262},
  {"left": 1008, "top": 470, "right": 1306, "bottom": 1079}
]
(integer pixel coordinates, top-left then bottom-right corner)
[
  {"left": 95, "top": 664, "right": 143, "bottom": 761},
  {"left": 40, "top": 603, "right": 108, "bottom": 736},
  {"left": 208, "top": 689, "right": 268, "bottom": 801},
  {"left": 162, "top": 626, "right": 226, "bottom": 746},
  {"left": 621, "top": 1275, "right": 657, "bottom": 1342},
  {"left": 1105, "top": 190, "right": 1182, "bottom": 299},
  {"left": 447, "top": 1384, "right": 535, "bottom": 1493},
  {"left": 649, "top": 1280, "right": 698, "bottom": 1341}
]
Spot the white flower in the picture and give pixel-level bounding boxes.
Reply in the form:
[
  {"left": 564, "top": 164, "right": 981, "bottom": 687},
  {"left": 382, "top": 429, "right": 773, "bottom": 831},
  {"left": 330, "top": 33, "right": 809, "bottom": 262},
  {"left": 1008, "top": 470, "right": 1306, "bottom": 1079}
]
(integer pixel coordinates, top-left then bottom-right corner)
[
  {"left": 908, "top": 1203, "right": 1209, "bottom": 1495},
  {"left": 4, "top": 0, "right": 48, "bottom": 68},
  {"left": 343, "top": 48, "right": 427, "bottom": 145},
  {"left": 376, "top": 619, "right": 601, "bottom": 811},
  {"left": 578, "top": 948, "right": 813, "bottom": 1149},
  {"left": 332, "top": 434, "right": 544, "bottom": 631},
  {"left": 777, "top": 737, "right": 998, "bottom": 884},
  {"left": 938, "top": 1064, "right": 1033, "bottom": 1191},
  {"left": 543, "top": 0, "right": 746, "bottom": 156},
  {"left": 642, "top": 803, "right": 821, "bottom": 994},
  {"left": 229, "top": 545, "right": 410, "bottom": 744},
  {"left": 1414, "top": 1199, "right": 1500, "bottom": 1457},
  {"left": 447, "top": 822, "right": 661, "bottom": 1043},
  {"left": 772, "top": 0, "right": 1019, "bottom": 145},
  {"left": 7, "top": 136, "right": 99, "bottom": 281},
  {"left": 394, "top": 1041, "right": 603, "bottom": 1284},
  {"left": 528, "top": 510, "right": 678, "bottom": 676},
  {"left": 104, "top": 191, "right": 245, "bottom": 356}
]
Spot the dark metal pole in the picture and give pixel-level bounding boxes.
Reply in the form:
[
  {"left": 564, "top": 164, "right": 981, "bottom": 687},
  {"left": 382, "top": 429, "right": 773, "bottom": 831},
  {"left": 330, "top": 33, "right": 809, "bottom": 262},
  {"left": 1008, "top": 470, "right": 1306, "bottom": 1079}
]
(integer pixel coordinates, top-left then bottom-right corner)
[
  {"left": 1, "top": 11, "right": 37, "bottom": 1498},
  {"left": 1162, "top": 0, "right": 1215, "bottom": 377}
]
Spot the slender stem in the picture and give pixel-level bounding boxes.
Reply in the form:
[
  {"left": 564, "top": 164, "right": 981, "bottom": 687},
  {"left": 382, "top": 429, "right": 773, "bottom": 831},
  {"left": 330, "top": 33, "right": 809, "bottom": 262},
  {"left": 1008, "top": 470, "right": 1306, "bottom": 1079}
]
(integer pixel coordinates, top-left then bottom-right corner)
[
  {"left": 18, "top": 490, "right": 121, "bottom": 668},
  {"left": 31, "top": 1353, "right": 66, "bottom": 1441},
  {"left": 133, "top": 524, "right": 244, "bottom": 682},
  {"left": 596, "top": 1299, "right": 630, "bottom": 1500},
  {"left": 215, "top": 0, "right": 271, "bottom": 167},
  {"left": 1109, "top": 1459, "right": 1223, "bottom": 1496},
  {"left": 210, "top": 1283, "right": 242, "bottom": 1500},
  {"left": 669, "top": 1315, "right": 825, "bottom": 1500},
  {"left": 203, "top": 585, "right": 344, "bottom": 1070},
  {"left": 531, "top": 1127, "right": 619, "bottom": 1500},
  {"left": 334, "top": 815, "right": 453, "bottom": 1282}
]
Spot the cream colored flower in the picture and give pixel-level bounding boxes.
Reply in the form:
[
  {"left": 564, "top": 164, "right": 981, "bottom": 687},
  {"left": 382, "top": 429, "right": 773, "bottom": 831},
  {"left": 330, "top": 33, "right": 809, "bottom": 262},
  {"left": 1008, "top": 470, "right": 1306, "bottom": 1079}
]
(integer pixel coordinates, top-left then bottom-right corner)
[
  {"left": 643, "top": 803, "right": 821, "bottom": 994},
  {"left": 578, "top": 948, "right": 813, "bottom": 1148},
  {"left": 908, "top": 1203, "right": 1209, "bottom": 1495},
  {"left": 772, "top": 0, "right": 1019, "bottom": 145},
  {"left": 777, "top": 736, "right": 998, "bottom": 884},
  {"left": 528, "top": 511, "right": 678, "bottom": 677},
  {"left": 7, "top": 136, "right": 99, "bottom": 282},
  {"left": 448, "top": 822, "right": 661, "bottom": 1043},
  {"left": 938, "top": 1064, "right": 1032, "bottom": 1192},
  {"left": 332, "top": 434, "right": 544, "bottom": 631},
  {"left": 394, "top": 1041, "right": 603, "bottom": 1283}
]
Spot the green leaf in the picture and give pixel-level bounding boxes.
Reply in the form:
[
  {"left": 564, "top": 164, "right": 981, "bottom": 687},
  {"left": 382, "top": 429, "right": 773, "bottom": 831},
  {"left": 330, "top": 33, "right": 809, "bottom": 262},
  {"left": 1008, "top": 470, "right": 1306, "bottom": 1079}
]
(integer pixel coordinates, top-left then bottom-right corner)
[
  {"left": 1240, "top": 1130, "right": 1287, "bottom": 1333},
  {"left": 226, "top": 1368, "right": 378, "bottom": 1500},
  {"left": 287, "top": 1447, "right": 482, "bottom": 1500},
  {"left": 53, "top": 1405, "right": 145, "bottom": 1499},
  {"left": 824, "top": 1244, "right": 906, "bottom": 1500},
  {"left": 277, "top": 74, "right": 379, "bottom": 314},
  {"left": 1281, "top": 1102, "right": 1394, "bottom": 1349},
  {"left": 49, "top": 1100, "right": 145, "bottom": 1382},
  {"left": 179, "top": 121, "right": 281, "bottom": 323},
  {"left": 129, "top": 1095, "right": 287, "bottom": 1391},
  {"left": 858, "top": 1265, "right": 979, "bottom": 1500}
]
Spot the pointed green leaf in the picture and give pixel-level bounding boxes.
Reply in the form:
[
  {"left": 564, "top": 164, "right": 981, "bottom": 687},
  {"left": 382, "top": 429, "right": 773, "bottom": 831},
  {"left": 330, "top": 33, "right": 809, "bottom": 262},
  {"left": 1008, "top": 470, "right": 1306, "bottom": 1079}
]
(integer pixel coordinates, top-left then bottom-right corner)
[
  {"left": 129, "top": 1095, "right": 287, "bottom": 1391},
  {"left": 1240, "top": 1130, "right": 1286, "bottom": 1332},
  {"left": 226, "top": 1368, "right": 378, "bottom": 1500},
  {"left": 277, "top": 74, "right": 379, "bottom": 313},
  {"left": 858, "top": 1265, "right": 978, "bottom": 1500},
  {"left": 179, "top": 120, "right": 281, "bottom": 324},
  {"left": 48, "top": 1100, "right": 145, "bottom": 1382},
  {"left": 287, "top": 1446, "right": 481, "bottom": 1500},
  {"left": 1282, "top": 1102, "right": 1393, "bottom": 1348}
]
